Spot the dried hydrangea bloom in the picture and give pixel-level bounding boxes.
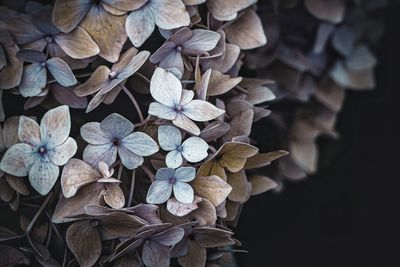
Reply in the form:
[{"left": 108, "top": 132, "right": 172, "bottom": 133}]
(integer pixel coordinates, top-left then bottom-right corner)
[
  {"left": 75, "top": 48, "right": 149, "bottom": 112},
  {"left": 61, "top": 159, "right": 125, "bottom": 209},
  {"left": 17, "top": 50, "right": 77, "bottom": 97},
  {"left": 158, "top": 125, "right": 208, "bottom": 168},
  {"left": 0, "top": 31, "right": 23, "bottom": 91},
  {"left": 125, "top": 0, "right": 190, "bottom": 47},
  {"left": 148, "top": 67, "right": 225, "bottom": 135},
  {"left": 81, "top": 113, "right": 159, "bottom": 169},
  {"left": 0, "top": 105, "right": 77, "bottom": 195},
  {"left": 146, "top": 167, "right": 196, "bottom": 204},
  {"left": 150, "top": 27, "right": 220, "bottom": 77},
  {"left": 206, "top": 0, "right": 256, "bottom": 21}
]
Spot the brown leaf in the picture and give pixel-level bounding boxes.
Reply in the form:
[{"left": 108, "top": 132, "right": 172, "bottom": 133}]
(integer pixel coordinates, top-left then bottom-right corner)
[
  {"left": 66, "top": 220, "right": 102, "bottom": 267},
  {"left": 192, "top": 175, "right": 232, "bottom": 207}
]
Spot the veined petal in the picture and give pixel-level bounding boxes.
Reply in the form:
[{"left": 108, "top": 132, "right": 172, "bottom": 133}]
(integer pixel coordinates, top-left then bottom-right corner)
[
  {"left": 146, "top": 180, "right": 172, "bottom": 204},
  {"left": 48, "top": 137, "right": 77, "bottom": 166},
  {"left": 46, "top": 57, "right": 77, "bottom": 87},
  {"left": 102, "top": 0, "right": 147, "bottom": 11},
  {"left": 74, "top": 65, "right": 111, "bottom": 97},
  {"left": 150, "top": 67, "right": 182, "bottom": 107},
  {"left": 150, "top": 41, "right": 176, "bottom": 64},
  {"left": 158, "top": 50, "right": 184, "bottom": 78},
  {"left": 158, "top": 125, "right": 182, "bottom": 151},
  {"left": 116, "top": 50, "right": 150, "bottom": 80},
  {"left": 183, "top": 100, "right": 225, "bottom": 122},
  {"left": 174, "top": 167, "right": 196, "bottom": 182},
  {"left": 18, "top": 116, "right": 40, "bottom": 147},
  {"left": 40, "top": 105, "right": 71, "bottom": 147},
  {"left": 150, "top": 0, "right": 190, "bottom": 29},
  {"left": 19, "top": 63, "right": 46, "bottom": 97},
  {"left": 29, "top": 158, "right": 59, "bottom": 195},
  {"left": 121, "top": 132, "right": 159, "bottom": 156},
  {"left": 117, "top": 145, "right": 144, "bottom": 170},
  {"left": 52, "top": 0, "right": 92, "bottom": 33},
  {"left": 0, "top": 143, "right": 37, "bottom": 177},
  {"left": 80, "top": 122, "right": 111, "bottom": 145},
  {"left": 156, "top": 168, "right": 175, "bottom": 180},
  {"left": 172, "top": 113, "right": 200, "bottom": 136},
  {"left": 165, "top": 150, "right": 183, "bottom": 168},
  {"left": 179, "top": 89, "right": 194, "bottom": 106},
  {"left": 83, "top": 143, "right": 117, "bottom": 168},
  {"left": 183, "top": 29, "right": 220, "bottom": 52},
  {"left": 181, "top": 137, "right": 208, "bottom": 163},
  {"left": 100, "top": 113, "right": 134, "bottom": 139},
  {"left": 148, "top": 102, "right": 177, "bottom": 120},
  {"left": 173, "top": 181, "right": 194, "bottom": 204},
  {"left": 125, "top": 5, "right": 155, "bottom": 47}
]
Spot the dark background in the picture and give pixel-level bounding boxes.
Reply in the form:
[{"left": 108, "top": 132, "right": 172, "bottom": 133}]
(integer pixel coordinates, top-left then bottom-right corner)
[{"left": 235, "top": 3, "right": 399, "bottom": 267}]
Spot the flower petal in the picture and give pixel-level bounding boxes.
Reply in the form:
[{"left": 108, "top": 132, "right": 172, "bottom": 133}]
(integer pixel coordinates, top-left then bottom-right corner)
[
  {"left": 48, "top": 137, "right": 77, "bottom": 166},
  {"left": 156, "top": 168, "right": 175, "bottom": 180},
  {"left": 46, "top": 57, "right": 77, "bottom": 87},
  {"left": 146, "top": 180, "right": 172, "bottom": 204},
  {"left": 115, "top": 50, "right": 150, "bottom": 80},
  {"left": 29, "top": 158, "right": 59, "bottom": 195},
  {"left": 174, "top": 167, "right": 196, "bottom": 182},
  {"left": 40, "top": 105, "right": 71, "bottom": 147},
  {"left": 149, "top": 41, "right": 176, "bottom": 64},
  {"left": 165, "top": 150, "right": 183, "bottom": 168},
  {"left": 150, "top": 0, "right": 190, "bottom": 29},
  {"left": 74, "top": 65, "right": 111, "bottom": 97},
  {"left": 80, "top": 122, "right": 111, "bottom": 145},
  {"left": 183, "top": 100, "right": 225, "bottom": 122},
  {"left": 179, "top": 89, "right": 194, "bottom": 106},
  {"left": 83, "top": 144, "right": 117, "bottom": 168},
  {"left": 52, "top": 0, "right": 92, "bottom": 33},
  {"left": 0, "top": 143, "right": 37, "bottom": 177},
  {"left": 121, "top": 132, "right": 159, "bottom": 157},
  {"left": 206, "top": 0, "right": 256, "bottom": 21},
  {"left": 142, "top": 241, "right": 170, "bottom": 267},
  {"left": 104, "top": 183, "right": 125, "bottom": 209},
  {"left": 183, "top": 29, "right": 220, "bottom": 52},
  {"left": 173, "top": 181, "right": 194, "bottom": 204},
  {"left": 159, "top": 50, "right": 184, "bottom": 78},
  {"left": 100, "top": 113, "right": 133, "bottom": 139},
  {"left": 19, "top": 64, "right": 46, "bottom": 97},
  {"left": 117, "top": 144, "right": 144, "bottom": 170},
  {"left": 18, "top": 116, "right": 40, "bottom": 147},
  {"left": 102, "top": 0, "right": 147, "bottom": 11},
  {"left": 158, "top": 125, "right": 182, "bottom": 151},
  {"left": 181, "top": 137, "right": 208, "bottom": 163},
  {"left": 150, "top": 67, "right": 182, "bottom": 107},
  {"left": 126, "top": 5, "right": 155, "bottom": 47},
  {"left": 148, "top": 102, "right": 177, "bottom": 120},
  {"left": 172, "top": 113, "right": 200, "bottom": 135}
]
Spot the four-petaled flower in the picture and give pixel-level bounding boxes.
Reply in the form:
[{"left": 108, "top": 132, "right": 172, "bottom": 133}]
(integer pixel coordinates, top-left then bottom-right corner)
[
  {"left": 146, "top": 167, "right": 196, "bottom": 204},
  {"left": 148, "top": 67, "right": 225, "bottom": 135},
  {"left": 0, "top": 105, "right": 77, "bottom": 195},
  {"left": 81, "top": 113, "right": 159, "bottom": 170},
  {"left": 158, "top": 125, "right": 208, "bottom": 168}
]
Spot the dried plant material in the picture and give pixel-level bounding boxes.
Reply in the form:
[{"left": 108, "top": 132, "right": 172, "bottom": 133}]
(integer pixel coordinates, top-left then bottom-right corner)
[
  {"left": 330, "top": 61, "right": 375, "bottom": 90},
  {"left": 305, "top": 0, "right": 346, "bottom": 24},
  {"left": 81, "top": 113, "right": 158, "bottom": 169},
  {"left": 207, "top": 0, "right": 256, "bottom": 21},
  {"left": 158, "top": 125, "right": 208, "bottom": 168},
  {"left": 248, "top": 175, "right": 278, "bottom": 195},
  {"left": 167, "top": 196, "right": 202, "bottom": 217},
  {"left": 146, "top": 167, "right": 196, "bottom": 204},
  {"left": 0, "top": 32, "right": 23, "bottom": 90},
  {"left": 192, "top": 175, "right": 232, "bottom": 207},
  {"left": 190, "top": 197, "right": 217, "bottom": 226}
]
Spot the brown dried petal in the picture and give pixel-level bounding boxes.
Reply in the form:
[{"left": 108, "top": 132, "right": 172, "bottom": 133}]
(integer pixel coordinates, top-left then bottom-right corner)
[
  {"left": 248, "top": 175, "right": 278, "bottom": 195},
  {"left": 227, "top": 170, "right": 251, "bottom": 203},
  {"left": 207, "top": 70, "right": 242, "bottom": 96},
  {"left": 5, "top": 175, "right": 29, "bottom": 196},
  {"left": 52, "top": 0, "right": 92, "bottom": 33},
  {"left": 199, "top": 121, "right": 231, "bottom": 142},
  {"left": 101, "top": 212, "right": 147, "bottom": 239},
  {"left": 207, "top": 0, "right": 256, "bottom": 21},
  {"left": 289, "top": 138, "right": 318, "bottom": 174},
  {"left": 167, "top": 196, "right": 202, "bottom": 217},
  {"left": 192, "top": 227, "right": 235, "bottom": 248},
  {"left": 103, "top": 183, "right": 125, "bottom": 209},
  {"left": 192, "top": 175, "right": 232, "bottom": 207},
  {"left": 190, "top": 197, "right": 217, "bottom": 226},
  {"left": 178, "top": 240, "right": 206, "bottom": 267},
  {"left": 245, "top": 150, "right": 289, "bottom": 169},
  {"left": 0, "top": 245, "right": 30, "bottom": 266},
  {"left": 305, "top": 0, "right": 345, "bottom": 24}
]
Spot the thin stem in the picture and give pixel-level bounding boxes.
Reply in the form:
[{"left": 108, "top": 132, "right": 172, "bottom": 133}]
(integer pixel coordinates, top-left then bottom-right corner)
[
  {"left": 26, "top": 192, "right": 53, "bottom": 234},
  {"left": 208, "top": 145, "right": 217, "bottom": 154},
  {"left": 134, "top": 114, "right": 151, "bottom": 128},
  {"left": 135, "top": 72, "right": 150, "bottom": 84},
  {"left": 127, "top": 170, "right": 136, "bottom": 207},
  {"left": 181, "top": 80, "right": 196, "bottom": 84},
  {"left": 121, "top": 85, "right": 144, "bottom": 122},
  {"left": 140, "top": 165, "right": 155, "bottom": 182},
  {"left": 117, "top": 164, "right": 123, "bottom": 180},
  {"left": 235, "top": 85, "right": 248, "bottom": 94}
]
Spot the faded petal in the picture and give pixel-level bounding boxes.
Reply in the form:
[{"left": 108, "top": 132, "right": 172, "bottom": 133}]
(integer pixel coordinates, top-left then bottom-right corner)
[
  {"left": 149, "top": 41, "right": 176, "bottom": 64},
  {"left": 126, "top": 5, "right": 155, "bottom": 47},
  {"left": 150, "top": 67, "right": 182, "bottom": 107},
  {"left": 74, "top": 65, "right": 111, "bottom": 97},
  {"left": 46, "top": 57, "right": 77, "bottom": 87},
  {"left": 158, "top": 50, "right": 184, "bottom": 78},
  {"left": 174, "top": 167, "right": 196, "bottom": 182},
  {"left": 158, "top": 125, "right": 182, "bottom": 151},
  {"left": 100, "top": 113, "right": 134, "bottom": 139},
  {"left": 40, "top": 105, "right": 71, "bottom": 147},
  {"left": 156, "top": 168, "right": 176, "bottom": 180},
  {"left": 0, "top": 143, "right": 37, "bottom": 177},
  {"left": 80, "top": 122, "right": 111, "bottom": 145},
  {"left": 19, "top": 64, "right": 46, "bottom": 97},
  {"left": 150, "top": 0, "right": 190, "bottom": 29},
  {"left": 172, "top": 113, "right": 200, "bottom": 136},
  {"left": 102, "top": 0, "right": 147, "bottom": 11},
  {"left": 116, "top": 50, "right": 150, "bottom": 80},
  {"left": 206, "top": 0, "right": 256, "bottom": 21},
  {"left": 183, "top": 100, "right": 225, "bottom": 122},
  {"left": 183, "top": 30, "right": 220, "bottom": 52},
  {"left": 179, "top": 89, "right": 195, "bottom": 106},
  {"left": 104, "top": 183, "right": 125, "bottom": 209},
  {"left": 52, "top": 0, "right": 92, "bottom": 33},
  {"left": 173, "top": 181, "right": 194, "bottom": 204},
  {"left": 48, "top": 137, "right": 77, "bottom": 166},
  {"left": 29, "top": 158, "right": 59, "bottom": 195},
  {"left": 117, "top": 144, "right": 144, "bottom": 170},
  {"left": 146, "top": 180, "right": 172, "bottom": 204},
  {"left": 148, "top": 102, "right": 177, "bottom": 120},
  {"left": 18, "top": 116, "right": 40, "bottom": 147},
  {"left": 181, "top": 137, "right": 208, "bottom": 163},
  {"left": 121, "top": 132, "right": 159, "bottom": 156},
  {"left": 165, "top": 150, "right": 183, "bottom": 168},
  {"left": 83, "top": 144, "right": 117, "bottom": 168},
  {"left": 142, "top": 241, "right": 170, "bottom": 267}
]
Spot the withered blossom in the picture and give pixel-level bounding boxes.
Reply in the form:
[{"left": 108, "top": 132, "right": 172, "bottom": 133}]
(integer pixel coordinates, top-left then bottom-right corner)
[
  {"left": 149, "top": 67, "right": 225, "bottom": 135},
  {"left": 146, "top": 167, "right": 196, "bottom": 204},
  {"left": 81, "top": 113, "right": 159, "bottom": 169},
  {"left": 0, "top": 105, "right": 77, "bottom": 195},
  {"left": 158, "top": 125, "right": 208, "bottom": 168},
  {"left": 207, "top": 0, "right": 256, "bottom": 21}
]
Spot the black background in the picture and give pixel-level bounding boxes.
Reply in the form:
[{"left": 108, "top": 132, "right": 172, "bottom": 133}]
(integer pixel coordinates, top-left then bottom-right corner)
[{"left": 236, "top": 3, "right": 399, "bottom": 267}]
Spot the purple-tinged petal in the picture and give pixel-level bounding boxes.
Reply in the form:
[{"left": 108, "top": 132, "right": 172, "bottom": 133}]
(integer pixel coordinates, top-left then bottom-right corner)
[
  {"left": 165, "top": 150, "right": 183, "bottom": 169},
  {"left": 158, "top": 125, "right": 182, "bottom": 151},
  {"left": 126, "top": 5, "right": 155, "bottom": 47},
  {"left": 158, "top": 50, "right": 184, "bottom": 78},
  {"left": 183, "top": 30, "right": 220, "bottom": 52},
  {"left": 156, "top": 168, "right": 175, "bottom": 181},
  {"left": 40, "top": 105, "right": 71, "bottom": 147},
  {"left": 174, "top": 167, "right": 196, "bottom": 182},
  {"left": 146, "top": 180, "right": 172, "bottom": 204},
  {"left": 29, "top": 158, "right": 59, "bottom": 195},
  {"left": 150, "top": 41, "right": 176, "bottom": 64},
  {"left": 173, "top": 181, "right": 194, "bottom": 204},
  {"left": 150, "top": 67, "right": 182, "bottom": 107},
  {"left": 19, "top": 63, "right": 46, "bottom": 97},
  {"left": 51, "top": 83, "right": 88, "bottom": 109},
  {"left": 48, "top": 137, "right": 77, "bottom": 166},
  {"left": 148, "top": 102, "right": 177, "bottom": 120},
  {"left": 83, "top": 143, "right": 117, "bottom": 168},
  {"left": 52, "top": 0, "right": 92, "bottom": 33},
  {"left": 182, "top": 100, "right": 225, "bottom": 122},
  {"left": 0, "top": 143, "right": 37, "bottom": 177},
  {"left": 121, "top": 132, "right": 159, "bottom": 156},
  {"left": 152, "top": 227, "right": 184, "bottom": 246},
  {"left": 150, "top": 0, "right": 190, "bottom": 29},
  {"left": 117, "top": 144, "right": 144, "bottom": 170},
  {"left": 100, "top": 113, "right": 134, "bottom": 139},
  {"left": 117, "top": 50, "right": 150, "bottom": 80},
  {"left": 80, "top": 122, "right": 111, "bottom": 145},
  {"left": 172, "top": 113, "right": 200, "bottom": 136},
  {"left": 18, "top": 116, "right": 40, "bottom": 147}
]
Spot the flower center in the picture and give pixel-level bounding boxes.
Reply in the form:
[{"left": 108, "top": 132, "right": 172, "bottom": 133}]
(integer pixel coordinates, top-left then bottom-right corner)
[
  {"left": 112, "top": 139, "right": 120, "bottom": 146},
  {"left": 176, "top": 145, "right": 183, "bottom": 152},
  {"left": 38, "top": 146, "right": 47, "bottom": 155},
  {"left": 109, "top": 71, "right": 117, "bottom": 80},
  {"left": 176, "top": 46, "right": 183, "bottom": 52},
  {"left": 91, "top": 219, "right": 99, "bottom": 227},
  {"left": 169, "top": 177, "right": 176, "bottom": 184},
  {"left": 45, "top": 36, "right": 53, "bottom": 43},
  {"left": 174, "top": 105, "right": 183, "bottom": 112}
]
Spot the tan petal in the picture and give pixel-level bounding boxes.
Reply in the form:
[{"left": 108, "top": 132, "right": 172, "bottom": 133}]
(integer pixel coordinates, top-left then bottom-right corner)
[
  {"left": 248, "top": 175, "right": 277, "bottom": 195},
  {"left": 54, "top": 26, "right": 100, "bottom": 59},
  {"left": 125, "top": 5, "right": 155, "bottom": 47},
  {"left": 226, "top": 108, "right": 253, "bottom": 139},
  {"left": 167, "top": 196, "right": 202, "bottom": 217},
  {"left": 172, "top": 113, "right": 201, "bottom": 136},
  {"left": 178, "top": 240, "right": 206, "bottom": 267},
  {"left": 52, "top": 0, "right": 92, "bottom": 33},
  {"left": 314, "top": 78, "right": 345, "bottom": 112},
  {"left": 227, "top": 170, "right": 250, "bottom": 203},
  {"left": 74, "top": 65, "right": 111, "bottom": 96},
  {"left": 103, "top": 183, "right": 125, "bottom": 209},
  {"left": 102, "top": 0, "right": 147, "bottom": 11},
  {"left": 100, "top": 212, "right": 147, "bottom": 239},
  {"left": 190, "top": 197, "right": 217, "bottom": 226},
  {"left": 150, "top": 0, "right": 190, "bottom": 29},
  {"left": 80, "top": 5, "right": 127, "bottom": 62},
  {"left": 224, "top": 9, "right": 267, "bottom": 50},
  {"left": 219, "top": 141, "right": 258, "bottom": 158},
  {"left": 246, "top": 86, "right": 275, "bottom": 104},
  {"left": 206, "top": 0, "right": 256, "bottom": 21},
  {"left": 0, "top": 37, "right": 23, "bottom": 89},
  {"left": 200, "top": 43, "right": 240, "bottom": 73},
  {"left": 305, "top": 0, "right": 345, "bottom": 24},
  {"left": 207, "top": 70, "right": 242, "bottom": 96},
  {"left": 289, "top": 138, "right": 318, "bottom": 174},
  {"left": 5, "top": 175, "right": 29, "bottom": 196},
  {"left": 192, "top": 175, "right": 232, "bottom": 207},
  {"left": 199, "top": 121, "right": 230, "bottom": 142},
  {"left": 245, "top": 150, "right": 289, "bottom": 169}
]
